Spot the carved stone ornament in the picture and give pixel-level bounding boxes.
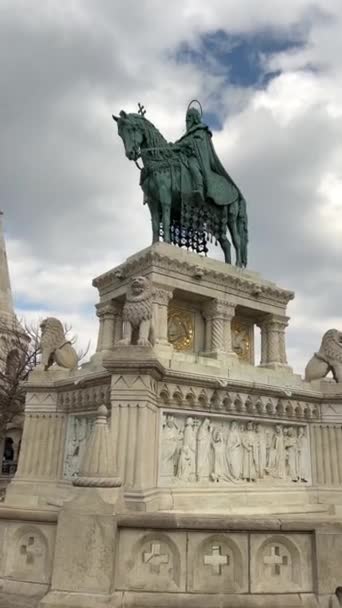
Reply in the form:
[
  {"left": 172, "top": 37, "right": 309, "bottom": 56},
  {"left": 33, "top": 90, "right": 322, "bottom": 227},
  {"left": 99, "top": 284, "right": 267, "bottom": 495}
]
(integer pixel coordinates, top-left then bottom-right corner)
[
  {"left": 159, "top": 411, "right": 311, "bottom": 486},
  {"left": 168, "top": 308, "right": 194, "bottom": 352},
  {"left": 305, "top": 329, "right": 342, "bottom": 383},
  {"left": 119, "top": 276, "right": 154, "bottom": 346},
  {"left": 231, "top": 317, "right": 252, "bottom": 362}
]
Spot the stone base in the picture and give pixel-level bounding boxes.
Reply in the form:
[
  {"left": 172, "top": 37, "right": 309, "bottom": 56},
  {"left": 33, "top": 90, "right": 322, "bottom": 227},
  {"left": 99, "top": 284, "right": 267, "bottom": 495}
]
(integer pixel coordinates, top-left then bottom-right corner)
[
  {"left": 39, "top": 591, "right": 112, "bottom": 608},
  {"left": 39, "top": 591, "right": 322, "bottom": 608}
]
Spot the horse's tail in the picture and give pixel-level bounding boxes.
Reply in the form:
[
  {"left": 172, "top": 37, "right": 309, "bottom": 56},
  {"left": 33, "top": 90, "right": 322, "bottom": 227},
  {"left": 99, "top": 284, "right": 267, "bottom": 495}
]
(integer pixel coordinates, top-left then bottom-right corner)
[{"left": 237, "top": 196, "right": 248, "bottom": 267}]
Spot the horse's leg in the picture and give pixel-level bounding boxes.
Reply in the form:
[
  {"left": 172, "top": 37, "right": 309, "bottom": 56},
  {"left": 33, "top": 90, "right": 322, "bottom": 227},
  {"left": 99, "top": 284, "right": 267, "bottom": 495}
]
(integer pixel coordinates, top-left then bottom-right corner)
[
  {"left": 228, "top": 202, "right": 242, "bottom": 267},
  {"left": 219, "top": 234, "right": 232, "bottom": 264},
  {"left": 160, "top": 179, "right": 172, "bottom": 243},
  {"left": 148, "top": 198, "right": 160, "bottom": 243}
]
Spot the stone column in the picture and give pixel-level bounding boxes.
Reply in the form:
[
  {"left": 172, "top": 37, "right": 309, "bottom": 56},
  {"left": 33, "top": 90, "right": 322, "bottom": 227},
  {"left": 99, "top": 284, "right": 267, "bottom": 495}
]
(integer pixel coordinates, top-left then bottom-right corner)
[
  {"left": 5, "top": 373, "right": 68, "bottom": 506},
  {"left": 103, "top": 350, "right": 162, "bottom": 509},
  {"left": 152, "top": 286, "right": 174, "bottom": 353},
  {"left": 258, "top": 314, "right": 290, "bottom": 368},
  {"left": 203, "top": 299, "right": 236, "bottom": 358},
  {"left": 96, "top": 300, "right": 121, "bottom": 352},
  {"left": 257, "top": 319, "right": 269, "bottom": 366}
]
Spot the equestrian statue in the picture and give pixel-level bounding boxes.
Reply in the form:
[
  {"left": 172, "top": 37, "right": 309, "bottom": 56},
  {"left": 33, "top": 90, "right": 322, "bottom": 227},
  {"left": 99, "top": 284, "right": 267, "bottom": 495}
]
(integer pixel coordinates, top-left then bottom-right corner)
[{"left": 113, "top": 101, "right": 248, "bottom": 267}]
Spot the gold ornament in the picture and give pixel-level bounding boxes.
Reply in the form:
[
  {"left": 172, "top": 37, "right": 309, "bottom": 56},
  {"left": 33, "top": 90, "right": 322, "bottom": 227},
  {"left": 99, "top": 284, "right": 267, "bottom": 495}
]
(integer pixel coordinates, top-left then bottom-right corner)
[
  {"left": 168, "top": 308, "right": 194, "bottom": 352},
  {"left": 232, "top": 317, "right": 251, "bottom": 362}
]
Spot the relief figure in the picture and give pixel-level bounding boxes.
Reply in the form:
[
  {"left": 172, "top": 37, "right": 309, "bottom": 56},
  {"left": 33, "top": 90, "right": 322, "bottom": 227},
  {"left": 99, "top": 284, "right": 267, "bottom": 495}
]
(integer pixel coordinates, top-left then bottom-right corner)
[
  {"left": 161, "top": 415, "right": 180, "bottom": 477},
  {"left": 197, "top": 417, "right": 212, "bottom": 480},
  {"left": 241, "top": 421, "right": 257, "bottom": 482},
  {"left": 177, "top": 416, "right": 196, "bottom": 481},
  {"left": 297, "top": 427, "right": 309, "bottom": 482},
  {"left": 227, "top": 421, "right": 242, "bottom": 479},
  {"left": 285, "top": 427, "right": 299, "bottom": 482},
  {"left": 255, "top": 423, "right": 267, "bottom": 479},
  {"left": 211, "top": 427, "right": 230, "bottom": 481},
  {"left": 269, "top": 424, "right": 286, "bottom": 479}
]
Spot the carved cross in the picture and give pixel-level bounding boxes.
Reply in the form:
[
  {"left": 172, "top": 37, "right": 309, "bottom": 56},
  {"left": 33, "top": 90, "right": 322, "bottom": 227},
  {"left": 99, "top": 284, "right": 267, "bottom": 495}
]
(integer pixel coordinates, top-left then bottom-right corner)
[
  {"left": 143, "top": 543, "right": 169, "bottom": 574},
  {"left": 263, "top": 545, "right": 288, "bottom": 575},
  {"left": 20, "top": 536, "right": 43, "bottom": 565},
  {"left": 204, "top": 545, "right": 229, "bottom": 575}
]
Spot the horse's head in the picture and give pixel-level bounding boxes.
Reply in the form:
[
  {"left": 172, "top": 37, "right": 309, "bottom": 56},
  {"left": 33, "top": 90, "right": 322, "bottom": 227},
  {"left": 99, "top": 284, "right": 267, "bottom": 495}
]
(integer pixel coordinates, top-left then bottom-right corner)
[{"left": 113, "top": 110, "right": 145, "bottom": 161}]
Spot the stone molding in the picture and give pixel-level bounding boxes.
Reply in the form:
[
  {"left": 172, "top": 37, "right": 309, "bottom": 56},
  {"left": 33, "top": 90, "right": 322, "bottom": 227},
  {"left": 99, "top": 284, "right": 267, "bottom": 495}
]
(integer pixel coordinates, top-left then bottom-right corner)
[
  {"left": 93, "top": 244, "right": 294, "bottom": 307},
  {"left": 57, "top": 380, "right": 111, "bottom": 412},
  {"left": 158, "top": 381, "right": 320, "bottom": 422}
]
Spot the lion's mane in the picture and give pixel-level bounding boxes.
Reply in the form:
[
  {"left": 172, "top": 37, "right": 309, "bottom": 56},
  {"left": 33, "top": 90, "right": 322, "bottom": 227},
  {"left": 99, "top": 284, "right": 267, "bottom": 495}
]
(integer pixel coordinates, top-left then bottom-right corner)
[
  {"left": 40, "top": 317, "right": 66, "bottom": 352},
  {"left": 318, "top": 329, "right": 342, "bottom": 364},
  {"left": 122, "top": 277, "right": 152, "bottom": 329}
]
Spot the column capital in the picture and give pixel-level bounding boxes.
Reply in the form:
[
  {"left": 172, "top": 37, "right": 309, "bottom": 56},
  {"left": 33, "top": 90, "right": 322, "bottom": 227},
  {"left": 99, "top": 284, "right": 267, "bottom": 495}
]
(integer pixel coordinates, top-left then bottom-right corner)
[
  {"left": 96, "top": 300, "right": 121, "bottom": 319},
  {"left": 152, "top": 286, "right": 174, "bottom": 306},
  {"left": 257, "top": 314, "right": 289, "bottom": 330},
  {"left": 203, "top": 299, "right": 235, "bottom": 320}
]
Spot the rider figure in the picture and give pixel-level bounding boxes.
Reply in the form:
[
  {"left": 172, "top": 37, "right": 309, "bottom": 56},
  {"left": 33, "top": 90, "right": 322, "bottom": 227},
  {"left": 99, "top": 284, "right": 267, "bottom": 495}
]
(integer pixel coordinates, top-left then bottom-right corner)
[{"left": 176, "top": 107, "right": 207, "bottom": 203}]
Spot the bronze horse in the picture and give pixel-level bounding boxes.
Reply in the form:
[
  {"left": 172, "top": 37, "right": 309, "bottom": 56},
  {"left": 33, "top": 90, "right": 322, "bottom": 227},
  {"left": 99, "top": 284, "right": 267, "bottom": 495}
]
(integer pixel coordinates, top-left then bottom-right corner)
[{"left": 113, "top": 110, "right": 248, "bottom": 266}]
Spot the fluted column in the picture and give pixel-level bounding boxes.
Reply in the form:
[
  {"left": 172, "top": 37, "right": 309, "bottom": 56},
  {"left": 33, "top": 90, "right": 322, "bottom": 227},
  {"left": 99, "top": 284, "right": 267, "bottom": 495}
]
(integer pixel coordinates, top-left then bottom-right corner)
[
  {"left": 203, "top": 299, "right": 236, "bottom": 357},
  {"left": 152, "top": 286, "right": 173, "bottom": 347},
  {"left": 258, "top": 314, "right": 289, "bottom": 368},
  {"left": 96, "top": 301, "right": 121, "bottom": 352},
  {"left": 15, "top": 413, "right": 66, "bottom": 480}
]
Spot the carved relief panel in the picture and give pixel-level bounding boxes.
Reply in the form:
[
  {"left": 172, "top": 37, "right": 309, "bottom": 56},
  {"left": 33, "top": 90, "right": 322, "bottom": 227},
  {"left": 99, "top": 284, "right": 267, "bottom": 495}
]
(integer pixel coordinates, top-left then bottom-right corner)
[
  {"left": 250, "top": 533, "right": 313, "bottom": 593},
  {"left": 159, "top": 410, "right": 311, "bottom": 486},
  {"left": 117, "top": 529, "right": 187, "bottom": 592},
  {"left": 63, "top": 414, "right": 95, "bottom": 479}
]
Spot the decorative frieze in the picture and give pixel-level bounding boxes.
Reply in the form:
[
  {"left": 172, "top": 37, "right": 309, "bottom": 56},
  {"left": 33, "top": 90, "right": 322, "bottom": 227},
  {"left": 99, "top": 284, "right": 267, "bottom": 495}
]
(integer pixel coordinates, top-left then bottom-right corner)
[
  {"left": 57, "top": 381, "right": 111, "bottom": 412},
  {"left": 93, "top": 244, "right": 294, "bottom": 308},
  {"left": 159, "top": 411, "right": 311, "bottom": 486},
  {"left": 158, "top": 382, "right": 319, "bottom": 421},
  {"left": 117, "top": 528, "right": 313, "bottom": 595}
]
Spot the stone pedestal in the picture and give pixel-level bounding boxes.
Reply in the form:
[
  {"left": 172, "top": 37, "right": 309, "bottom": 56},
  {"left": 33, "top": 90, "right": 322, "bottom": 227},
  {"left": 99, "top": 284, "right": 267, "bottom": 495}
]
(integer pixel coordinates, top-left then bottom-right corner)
[
  {"left": 93, "top": 242, "right": 294, "bottom": 371},
  {"left": 3, "top": 243, "right": 342, "bottom": 607}
]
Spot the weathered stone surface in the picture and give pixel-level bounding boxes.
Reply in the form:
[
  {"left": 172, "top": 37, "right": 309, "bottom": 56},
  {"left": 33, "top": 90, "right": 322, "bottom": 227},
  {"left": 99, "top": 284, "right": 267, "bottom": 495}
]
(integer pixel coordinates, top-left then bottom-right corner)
[
  {"left": 117, "top": 528, "right": 187, "bottom": 592},
  {"left": 51, "top": 491, "right": 116, "bottom": 595},
  {"left": 250, "top": 533, "right": 313, "bottom": 594}
]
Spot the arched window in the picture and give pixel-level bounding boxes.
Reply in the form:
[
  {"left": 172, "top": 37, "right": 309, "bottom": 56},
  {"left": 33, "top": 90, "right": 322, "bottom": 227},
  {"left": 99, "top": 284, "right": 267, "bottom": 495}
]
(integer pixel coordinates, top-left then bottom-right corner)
[
  {"left": 5, "top": 349, "right": 19, "bottom": 378},
  {"left": 3, "top": 437, "right": 14, "bottom": 462}
]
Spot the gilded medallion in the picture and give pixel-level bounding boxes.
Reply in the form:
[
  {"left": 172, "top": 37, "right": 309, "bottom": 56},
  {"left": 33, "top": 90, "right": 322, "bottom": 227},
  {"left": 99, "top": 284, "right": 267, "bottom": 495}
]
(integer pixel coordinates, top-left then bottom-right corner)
[
  {"left": 168, "top": 308, "right": 194, "bottom": 352},
  {"left": 231, "top": 317, "right": 251, "bottom": 362}
]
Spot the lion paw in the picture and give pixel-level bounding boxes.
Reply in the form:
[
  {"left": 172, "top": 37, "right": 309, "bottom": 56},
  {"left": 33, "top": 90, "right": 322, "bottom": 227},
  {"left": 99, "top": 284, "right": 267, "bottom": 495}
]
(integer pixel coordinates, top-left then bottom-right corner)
[
  {"left": 137, "top": 338, "right": 151, "bottom": 347},
  {"left": 118, "top": 338, "right": 131, "bottom": 346}
]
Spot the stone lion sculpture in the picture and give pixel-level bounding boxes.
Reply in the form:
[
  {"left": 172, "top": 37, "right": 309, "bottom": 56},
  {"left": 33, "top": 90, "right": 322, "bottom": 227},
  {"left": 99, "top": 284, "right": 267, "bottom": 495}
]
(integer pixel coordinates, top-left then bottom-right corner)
[
  {"left": 119, "top": 276, "right": 154, "bottom": 346},
  {"left": 38, "top": 317, "right": 79, "bottom": 371},
  {"left": 305, "top": 329, "right": 342, "bottom": 383}
]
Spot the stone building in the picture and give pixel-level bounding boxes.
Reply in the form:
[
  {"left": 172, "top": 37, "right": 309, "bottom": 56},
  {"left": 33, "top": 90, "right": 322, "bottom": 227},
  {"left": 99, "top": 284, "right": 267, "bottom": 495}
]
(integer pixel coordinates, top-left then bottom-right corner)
[
  {"left": 0, "top": 212, "right": 23, "bottom": 484},
  {"left": 0, "top": 239, "right": 341, "bottom": 606}
]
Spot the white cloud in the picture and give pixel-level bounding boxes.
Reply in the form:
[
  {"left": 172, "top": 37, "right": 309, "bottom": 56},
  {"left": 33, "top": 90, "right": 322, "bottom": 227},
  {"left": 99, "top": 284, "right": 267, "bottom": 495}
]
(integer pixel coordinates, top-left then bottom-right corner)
[{"left": 2, "top": 0, "right": 342, "bottom": 374}]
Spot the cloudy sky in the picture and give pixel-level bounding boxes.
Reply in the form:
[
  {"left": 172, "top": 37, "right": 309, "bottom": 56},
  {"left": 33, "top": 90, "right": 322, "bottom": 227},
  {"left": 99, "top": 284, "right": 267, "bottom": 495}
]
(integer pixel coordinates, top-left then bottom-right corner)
[{"left": 2, "top": 0, "right": 342, "bottom": 373}]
